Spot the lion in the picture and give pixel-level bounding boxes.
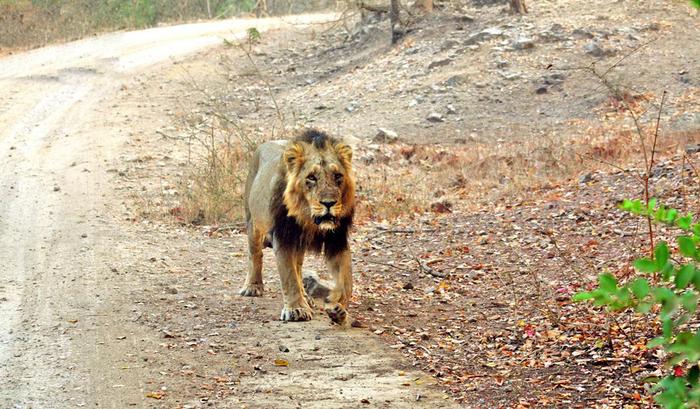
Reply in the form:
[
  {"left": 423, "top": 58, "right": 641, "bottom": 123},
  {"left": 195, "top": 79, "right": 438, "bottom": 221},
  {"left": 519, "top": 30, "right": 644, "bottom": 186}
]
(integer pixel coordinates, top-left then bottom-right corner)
[{"left": 239, "top": 129, "right": 355, "bottom": 324}]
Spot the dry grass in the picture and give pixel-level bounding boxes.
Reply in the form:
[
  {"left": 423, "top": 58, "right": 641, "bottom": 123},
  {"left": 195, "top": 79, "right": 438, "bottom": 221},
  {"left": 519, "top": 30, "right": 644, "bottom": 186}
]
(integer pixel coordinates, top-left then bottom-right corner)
[{"left": 355, "top": 111, "right": 700, "bottom": 221}]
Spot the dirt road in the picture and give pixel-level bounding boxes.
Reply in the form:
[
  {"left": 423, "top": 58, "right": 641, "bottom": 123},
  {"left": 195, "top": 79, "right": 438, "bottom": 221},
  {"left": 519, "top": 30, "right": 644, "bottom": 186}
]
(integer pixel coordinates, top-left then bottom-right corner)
[{"left": 0, "top": 15, "right": 456, "bottom": 409}]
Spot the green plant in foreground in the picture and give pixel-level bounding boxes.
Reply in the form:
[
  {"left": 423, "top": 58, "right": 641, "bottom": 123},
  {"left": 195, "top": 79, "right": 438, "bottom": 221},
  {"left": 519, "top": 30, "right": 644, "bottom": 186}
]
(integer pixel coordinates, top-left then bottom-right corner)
[{"left": 575, "top": 199, "right": 700, "bottom": 408}]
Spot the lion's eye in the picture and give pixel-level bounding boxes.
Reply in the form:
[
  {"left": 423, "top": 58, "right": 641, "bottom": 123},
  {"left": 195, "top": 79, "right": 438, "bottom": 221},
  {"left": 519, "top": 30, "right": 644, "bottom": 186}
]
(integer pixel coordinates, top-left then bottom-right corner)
[
  {"left": 306, "top": 174, "right": 317, "bottom": 183},
  {"left": 334, "top": 173, "right": 343, "bottom": 183}
]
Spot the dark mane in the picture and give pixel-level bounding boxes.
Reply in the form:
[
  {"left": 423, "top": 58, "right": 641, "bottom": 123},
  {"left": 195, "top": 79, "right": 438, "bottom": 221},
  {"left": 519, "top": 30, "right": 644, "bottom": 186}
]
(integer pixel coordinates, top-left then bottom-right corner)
[
  {"left": 294, "top": 128, "right": 338, "bottom": 150},
  {"left": 269, "top": 142, "right": 353, "bottom": 258}
]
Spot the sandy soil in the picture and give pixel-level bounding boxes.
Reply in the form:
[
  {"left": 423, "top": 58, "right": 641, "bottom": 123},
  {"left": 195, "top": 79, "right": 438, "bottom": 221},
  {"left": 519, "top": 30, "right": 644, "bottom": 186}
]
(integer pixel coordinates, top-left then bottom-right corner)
[{"left": 0, "top": 14, "right": 457, "bottom": 409}]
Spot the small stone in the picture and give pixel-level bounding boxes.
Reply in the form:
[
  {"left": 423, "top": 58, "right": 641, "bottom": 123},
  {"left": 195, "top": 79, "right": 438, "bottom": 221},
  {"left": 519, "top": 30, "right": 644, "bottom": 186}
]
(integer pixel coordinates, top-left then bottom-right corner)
[
  {"left": 446, "top": 104, "right": 457, "bottom": 114},
  {"left": 315, "top": 334, "right": 321, "bottom": 340},
  {"left": 53, "top": 185, "right": 60, "bottom": 192},
  {"left": 402, "top": 282, "right": 414, "bottom": 290},
  {"left": 427, "top": 58, "right": 452, "bottom": 70},
  {"left": 373, "top": 128, "right": 399, "bottom": 143},
  {"left": 457, "top": 14, "right": 475, "bottom": 23},
  {"left": 80, "top": 233, "right": 88, "bottom": 238},
  {"left": 584, "top": 41, "right": 606, "bottom": 57},
  {"left": 579, "top": 173, "right": 594, "bottom": 183},
  {"left": 444, "top": 74, "right": 468, "bottom": 87},
  {"left": 430, "top": 199, "right": 453, "bottom": 213},
  {"left": 278, "top": 345, "right": 290, "bottom": 353},
  {"left": 572, "top": 29, "right": 594, "bottom": 39},
  {"left": 427, "top": 113, "right": 444, "bottom": 123},
  {"left": 535, "top": 86, "right": 548, "bottom": 94},
  {"left": 513, "top": 37, "right": 535, "bottom": 50},
  {"left": 686, "top": 144, "right": 700, "bottom": 154}
]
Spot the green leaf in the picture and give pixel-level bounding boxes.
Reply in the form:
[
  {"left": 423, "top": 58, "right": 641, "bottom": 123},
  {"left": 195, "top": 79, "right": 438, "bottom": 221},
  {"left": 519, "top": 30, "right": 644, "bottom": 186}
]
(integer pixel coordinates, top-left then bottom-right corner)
[
  {"left": 636, "top": 302, "right": 652, "bottom": 314},
  {"left": 663, "top": 317, "right": 674, "bottom": 339},
  {"left": 656, "top": 242, "right": 670, "bottom": 268},
  {"left": 689, "top": 365, "right": 700, "bottom": 386},
  {"left": 678, "top": 236, "right": 697, "bottom": 258},
  {"left": 654, "top": 287, "right": 675, "bottom": 302},
  {"left": 635, "top": 258, "right": 659, "bottom": 273},
  {"left": 599, "top": 273, "right": 617, "bottom": 292},
  {"left": 620, "top": 199, "right": 634, "bottom": 211},
  {"left": 631, "top": 278, "right": 650, "bottom": 299},
  {"left": 572, "top": 292, "right": 594, "bottom": 302},
  {"left": 692, "top": 0, "right": 700, "bottom": 10},
  {"left": 647, "top": 336, "right": 666, "bottom": 348},
  {"left": 676, "top": 265, "right": 696, "bottom": 290},
  {"left": 677, "top": 215, "right": 692, "bottom": 230},
  {"left": 648, "top": 198, "right": 658, "bottom": 211},
  {"left": 680, "top": 291, "right": 699, "bottom": 314}
]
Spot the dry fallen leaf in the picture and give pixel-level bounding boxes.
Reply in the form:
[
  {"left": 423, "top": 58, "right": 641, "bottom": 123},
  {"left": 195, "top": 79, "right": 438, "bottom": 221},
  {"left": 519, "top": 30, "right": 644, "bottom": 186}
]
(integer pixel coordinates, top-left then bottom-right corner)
[
  {"left": 274, "top": 358, "right": 289, "bottom": 367},
  {"left": 145, "top": 391, "right": 165, "bottom": 400}
]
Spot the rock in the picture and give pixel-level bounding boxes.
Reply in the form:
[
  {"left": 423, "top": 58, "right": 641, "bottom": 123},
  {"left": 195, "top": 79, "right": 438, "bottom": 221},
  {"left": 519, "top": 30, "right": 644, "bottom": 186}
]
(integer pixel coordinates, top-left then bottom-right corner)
[
  {"left": 53, "top": 185, "right": 61, "bottom": 192},
  {"left": 482, "top": 27, "right": 504, "bottom": 36},
  {"left": 539, "top": 24, "right": 567, "bottom": 42},
  {"left": 535, "top": 86, "right": 548, "bottom": 94},
  {"left": 440, "top": 39, "right": 460, "bottom": 51},
  {"left": 465, "top": 26, "right": 504, "bottom": 45},
  {"left": 513, "top": 37, "right": 535, "bottom": 50},
  {"left": 446, "top": 104, "right": 457, "bottom": 114},
  {"left": 427, "top": 113, "right": 444, "bottom": 123},
  {"left": 402, "top": 282, "right": 414, "bottom": 290},
  {"left": 686, "top": 144, "right": 700, "bottom": 154},
  {"left": 543, "top": 73, "right": 566, "bottom": 85},
  {"left": 430, "top": 199, "right": 453, "bottom": 213},
  {"left": 572, "top": 29, "right": 594, "bottom": 39},
  {"left": 499, "top": 71, "right": 523, "bottom": 81},
  {"left": 444, "top": 74, "right": 468, "bottom": 87},
  {"left": 278, "top": 345, "right": 290, "bottom": 353},
  {"left": 584, "top": 41, "right": 605, "bottom": 57},
  {"left": 579, "top": 173, "right": 594, "bottom": 183},
  {"left": 345, "top": 101, "right": 358, "bottom": 112},
  {"left": 427, "top": 58, "right": 452, "bottom": 70},
  {"left": 457, "top": 14, "right": 475, "bottom": 23},
  {"left": 373, "top": 128, "right": 399, "bottom": 143}
]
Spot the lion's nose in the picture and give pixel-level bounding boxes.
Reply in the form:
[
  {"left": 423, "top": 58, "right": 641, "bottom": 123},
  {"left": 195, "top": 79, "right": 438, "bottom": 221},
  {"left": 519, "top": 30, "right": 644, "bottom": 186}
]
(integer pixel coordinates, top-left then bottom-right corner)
[{"left": 321, "top": 200, "right": 337, "bottom": 209}]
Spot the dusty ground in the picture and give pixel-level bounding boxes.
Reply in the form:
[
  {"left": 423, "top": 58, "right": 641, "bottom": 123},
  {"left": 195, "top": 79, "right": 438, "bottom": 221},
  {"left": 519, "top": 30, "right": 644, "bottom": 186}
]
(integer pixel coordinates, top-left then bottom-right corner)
[{"left": 0, "top": 14, "right": 457, "bottom": 409}]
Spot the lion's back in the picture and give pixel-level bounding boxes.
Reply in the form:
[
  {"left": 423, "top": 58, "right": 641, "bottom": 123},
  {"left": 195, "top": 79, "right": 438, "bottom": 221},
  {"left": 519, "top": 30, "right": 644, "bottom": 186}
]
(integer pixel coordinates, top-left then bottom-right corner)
[{"left": 245, "top": 140, "right": 287, "bottom": 230}]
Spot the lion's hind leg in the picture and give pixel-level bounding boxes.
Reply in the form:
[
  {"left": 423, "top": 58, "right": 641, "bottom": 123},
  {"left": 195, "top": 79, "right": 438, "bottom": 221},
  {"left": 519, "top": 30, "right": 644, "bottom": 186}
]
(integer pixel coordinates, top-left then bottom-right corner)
[{"left": 239, "top": 224, "right": 265, "bottom": 297}]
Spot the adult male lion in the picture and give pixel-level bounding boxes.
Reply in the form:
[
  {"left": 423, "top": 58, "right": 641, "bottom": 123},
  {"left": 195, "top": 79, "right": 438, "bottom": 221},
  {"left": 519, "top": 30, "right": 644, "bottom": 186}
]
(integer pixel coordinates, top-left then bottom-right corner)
[{"left": 240, "top": 129, "right": 355, "bottom": 324}]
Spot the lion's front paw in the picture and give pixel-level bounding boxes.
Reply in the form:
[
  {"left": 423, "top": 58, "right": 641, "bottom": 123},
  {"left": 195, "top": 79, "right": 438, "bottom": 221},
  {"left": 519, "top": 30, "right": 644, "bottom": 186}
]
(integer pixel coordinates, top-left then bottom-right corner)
[
  {"left": 280, "top": 305, "right": 313, "bottom": 322},
  {"left": 239, "top": 283, "right": 264, "bottom": 297},
  {"left": 325, "top": 303, "right": 347, "bottom": 325}
]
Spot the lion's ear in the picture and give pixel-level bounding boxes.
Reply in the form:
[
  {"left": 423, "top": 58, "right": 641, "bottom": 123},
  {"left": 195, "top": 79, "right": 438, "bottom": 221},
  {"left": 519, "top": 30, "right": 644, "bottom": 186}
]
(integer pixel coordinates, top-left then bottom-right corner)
[
  {"left": 335, "top": 143, "right": 352, "bottom": 168},
  {"left": 283, "top": 142, "right": 305, "bottom": 173}
]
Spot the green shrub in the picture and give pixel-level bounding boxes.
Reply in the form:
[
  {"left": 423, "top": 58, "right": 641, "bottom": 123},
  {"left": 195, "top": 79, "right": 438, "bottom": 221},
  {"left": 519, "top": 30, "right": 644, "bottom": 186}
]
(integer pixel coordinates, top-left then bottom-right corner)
[{"left": 575, "top": 199, "right": 700, "bottom": 408}]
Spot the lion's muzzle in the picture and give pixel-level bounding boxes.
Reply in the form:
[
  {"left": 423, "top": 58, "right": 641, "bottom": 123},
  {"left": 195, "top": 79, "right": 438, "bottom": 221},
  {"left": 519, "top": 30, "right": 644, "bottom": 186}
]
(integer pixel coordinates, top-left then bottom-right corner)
[{"left": 313, "top": 214, "right": 337, "bottom": 226}]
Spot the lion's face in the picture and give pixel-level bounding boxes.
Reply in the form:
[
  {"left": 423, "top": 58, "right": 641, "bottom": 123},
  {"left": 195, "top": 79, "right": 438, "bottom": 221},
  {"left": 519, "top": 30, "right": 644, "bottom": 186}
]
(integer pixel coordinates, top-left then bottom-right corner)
[{"left": 282, "top": 138, "right": 355, "bottom": 231}]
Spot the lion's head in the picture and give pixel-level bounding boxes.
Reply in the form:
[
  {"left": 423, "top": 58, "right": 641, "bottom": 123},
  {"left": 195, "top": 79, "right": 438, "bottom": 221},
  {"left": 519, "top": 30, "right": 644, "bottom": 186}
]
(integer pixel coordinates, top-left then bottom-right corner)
[{"left": 280, "top": 129, "right": 355, "bottom": 232}]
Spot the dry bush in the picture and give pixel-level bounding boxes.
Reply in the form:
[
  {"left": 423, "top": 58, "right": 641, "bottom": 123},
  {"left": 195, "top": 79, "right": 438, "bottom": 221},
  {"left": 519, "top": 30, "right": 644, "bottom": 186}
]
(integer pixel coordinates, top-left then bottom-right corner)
[{"left": 355, "top": 112, "right": 698, "bottom": 222}]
